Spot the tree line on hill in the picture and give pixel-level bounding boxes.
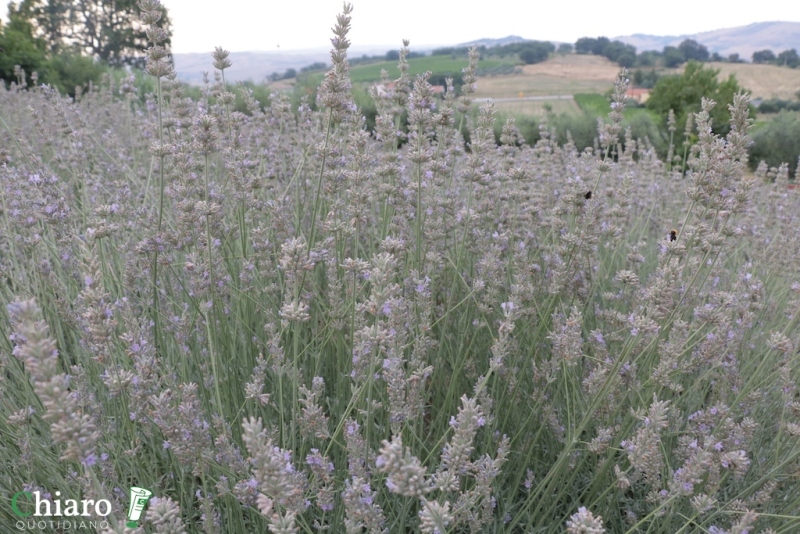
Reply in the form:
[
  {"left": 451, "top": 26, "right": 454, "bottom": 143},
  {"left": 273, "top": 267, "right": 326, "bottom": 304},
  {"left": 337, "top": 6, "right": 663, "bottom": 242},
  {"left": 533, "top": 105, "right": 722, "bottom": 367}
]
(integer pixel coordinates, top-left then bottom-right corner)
[
  {"left": 432, "top": 41, "right": 558, "bottom": 65},
  {"left": 751, "top": 49, "right": 799, "bottom": 68},
  {"left": 577, "top": 37, "right": 715, "bottom": 68},
  {"left": 267, "top": 62, "right": 333, "bottom": 83},
  {"left": 427, "top": 37, "right": 707, "bottom": 70},
  {"left": 574, "top": 36, "right": 799, "bottom": 70},
  {"left": 429, "top": 36, "right": 800, "bottom": 74}
]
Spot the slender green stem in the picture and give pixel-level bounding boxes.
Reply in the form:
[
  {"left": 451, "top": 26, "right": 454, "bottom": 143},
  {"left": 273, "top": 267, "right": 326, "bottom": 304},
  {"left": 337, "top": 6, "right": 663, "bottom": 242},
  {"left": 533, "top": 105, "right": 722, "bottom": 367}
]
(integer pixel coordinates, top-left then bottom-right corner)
[
  {"left": 204, "top": 152, "right": 224, "bottom": 414},
  {"left": 415, "top": 122, "right": 424, "bottom": 272},
  {"left": 151, "top": 75, "right": 166, "bottom": 348},
  {"left": 307, "top": 108, "right": 334, "bottom": 252}
]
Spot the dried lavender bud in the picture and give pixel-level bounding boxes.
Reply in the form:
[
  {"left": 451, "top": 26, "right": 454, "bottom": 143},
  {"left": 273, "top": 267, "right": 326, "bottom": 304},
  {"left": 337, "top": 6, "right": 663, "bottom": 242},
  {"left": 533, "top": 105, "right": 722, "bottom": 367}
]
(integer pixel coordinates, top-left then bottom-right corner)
[
  {"left": 212, "top": 47, "right": 232, "bottom": 71},
  {"left": 566, "top": 507, "right": 606, "bottom": 534}
]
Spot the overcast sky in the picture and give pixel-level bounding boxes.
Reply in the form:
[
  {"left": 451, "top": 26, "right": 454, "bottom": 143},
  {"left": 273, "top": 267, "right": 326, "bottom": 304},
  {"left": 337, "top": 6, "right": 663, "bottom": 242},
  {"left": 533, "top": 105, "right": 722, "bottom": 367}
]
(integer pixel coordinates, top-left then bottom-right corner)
[{"left": 159, "top": 0, "right": 800, "bottom": 54}]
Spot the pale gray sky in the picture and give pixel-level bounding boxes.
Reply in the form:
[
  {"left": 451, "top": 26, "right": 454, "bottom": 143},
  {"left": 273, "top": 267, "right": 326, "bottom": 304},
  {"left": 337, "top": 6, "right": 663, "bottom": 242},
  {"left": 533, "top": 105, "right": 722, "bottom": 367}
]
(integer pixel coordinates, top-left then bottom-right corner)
[{"left": 161, "top": 0, "right": 800, "bottom": 53}]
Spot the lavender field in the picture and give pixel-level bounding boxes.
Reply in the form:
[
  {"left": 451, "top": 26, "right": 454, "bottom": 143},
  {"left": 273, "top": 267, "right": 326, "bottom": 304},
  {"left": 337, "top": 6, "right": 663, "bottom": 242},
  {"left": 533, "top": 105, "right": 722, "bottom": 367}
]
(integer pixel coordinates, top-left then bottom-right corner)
[{"left": 1, "top": 3, "right": 799, "bottom": 533}]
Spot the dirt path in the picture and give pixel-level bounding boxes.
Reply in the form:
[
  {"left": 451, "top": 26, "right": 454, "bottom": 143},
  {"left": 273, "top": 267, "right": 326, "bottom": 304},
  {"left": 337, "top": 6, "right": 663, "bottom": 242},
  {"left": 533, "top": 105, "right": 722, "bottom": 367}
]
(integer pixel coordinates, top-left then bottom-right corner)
[{"left": 476, "top": 94, "right": 574, "bottom": 103}]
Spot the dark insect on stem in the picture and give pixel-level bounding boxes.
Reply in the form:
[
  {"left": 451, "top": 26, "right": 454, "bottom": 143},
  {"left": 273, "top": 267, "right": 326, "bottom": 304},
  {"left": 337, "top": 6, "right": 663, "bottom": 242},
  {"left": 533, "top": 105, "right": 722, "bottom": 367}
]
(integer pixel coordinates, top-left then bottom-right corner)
[
  {"left": 584, "top": 191, "right": 592, "bottom": 200},
  {"left": 669, "top": 229, "right": 677, "bottom": 242}
]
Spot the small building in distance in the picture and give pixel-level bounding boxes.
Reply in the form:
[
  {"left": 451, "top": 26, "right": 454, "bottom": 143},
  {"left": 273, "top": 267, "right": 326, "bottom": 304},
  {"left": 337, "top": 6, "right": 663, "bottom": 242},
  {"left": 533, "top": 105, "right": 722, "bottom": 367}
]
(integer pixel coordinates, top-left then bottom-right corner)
[{"left": 626, "top": 87, "right": 650, "bottom": 104}]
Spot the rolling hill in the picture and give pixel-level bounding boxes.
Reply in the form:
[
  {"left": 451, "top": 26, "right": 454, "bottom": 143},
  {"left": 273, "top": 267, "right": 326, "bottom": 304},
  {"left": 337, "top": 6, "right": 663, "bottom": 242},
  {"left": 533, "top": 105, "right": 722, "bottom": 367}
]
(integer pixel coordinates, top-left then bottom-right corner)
[
  {"left": 171, "top": 22, "right": 800, "bottom": 84},
  {"left": 615, "top": 21, "right": 800, "bottom": 60},
  {"left": 173, "top": 45, "right": 437, "bottom": 85}
]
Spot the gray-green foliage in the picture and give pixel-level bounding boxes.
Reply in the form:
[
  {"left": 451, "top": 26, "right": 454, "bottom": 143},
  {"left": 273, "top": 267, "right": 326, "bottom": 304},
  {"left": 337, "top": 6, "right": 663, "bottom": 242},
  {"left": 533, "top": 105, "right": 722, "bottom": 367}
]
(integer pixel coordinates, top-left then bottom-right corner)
[
  {"left": 12, "top": 0, "right": 172, "bottom": 67},
  {"left": 749, "top": 111, "right": 800, "bottom": 176},
  {"left": 647, "top": 61, "right": 752, "bottom": 137},
  {"left": 0, "top": 13, "right": 109, "bottom": 98},
  {"left": 0, "top": 9, "right": 48, "bottom": 85}
]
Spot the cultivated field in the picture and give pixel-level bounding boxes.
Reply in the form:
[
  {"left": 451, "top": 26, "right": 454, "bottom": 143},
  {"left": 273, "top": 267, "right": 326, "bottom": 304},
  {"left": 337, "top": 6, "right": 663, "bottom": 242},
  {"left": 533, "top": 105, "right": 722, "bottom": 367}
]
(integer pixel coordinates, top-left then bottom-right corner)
[
  {"left": 279, "top": 52, "right": 800, "bottom": 113},
  {"left": 475, "top": 55, "right": 800, "bottom": 112},
  {"left": 662, "top": 61, "right": 800, "bottom": 100},
  {"left": 705, "top": 61, "right": 800, "bottom": 100},
  {"left": 474, "top": 55, "right": 619, "bottom": 101},
  {"left": 481, "top": 97, "right": 580, "bottom": 116},
  {"left": 348, "top": 55, "right": 517, "bottom": 83},
  {"left": 520, "top": 54, "right": 622, "bottom": 81}
]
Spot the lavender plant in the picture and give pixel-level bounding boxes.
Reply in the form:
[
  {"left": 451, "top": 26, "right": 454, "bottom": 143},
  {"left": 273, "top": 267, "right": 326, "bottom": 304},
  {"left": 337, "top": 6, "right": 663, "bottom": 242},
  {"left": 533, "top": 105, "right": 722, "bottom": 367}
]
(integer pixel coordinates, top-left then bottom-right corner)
[{"left": 1, "top": 3, "right": 799, "bottom": 533}]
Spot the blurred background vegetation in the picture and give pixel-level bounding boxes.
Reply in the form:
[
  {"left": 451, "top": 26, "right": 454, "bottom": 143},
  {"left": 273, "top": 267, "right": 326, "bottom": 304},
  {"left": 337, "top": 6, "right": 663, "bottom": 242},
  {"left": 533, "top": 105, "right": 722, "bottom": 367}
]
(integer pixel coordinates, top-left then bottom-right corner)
[{"left": 2, "top": 0, "right": 799, "bottom": 176}]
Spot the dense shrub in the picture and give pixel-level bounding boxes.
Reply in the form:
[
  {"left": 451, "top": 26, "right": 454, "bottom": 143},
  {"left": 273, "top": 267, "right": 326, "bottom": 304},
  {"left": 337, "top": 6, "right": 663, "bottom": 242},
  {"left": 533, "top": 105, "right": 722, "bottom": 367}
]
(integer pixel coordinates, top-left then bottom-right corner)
[
  {"left": 647, "top": 61, "right": 752, "bottom": 137},
  {"left": 550, "top": 111, "right": 601, "bottom": 150},
  {"left": 635, "top": 50, "right": 660, "bottom": 67},
  {"left": 574, "top": 36, "right": 637, "bottom": 68},
  {"left": 662, "top": 46, "right": 685, "bottom": 68},
  {"left": 0, "top": 15, "right": 48, "bottom": 86},
  {"left": 622, "top": 111, "right": 668, "bottom": 155},
  {"left": 0, "top": 12, "right": 127, "bottom": 97},
  {"left": 756, "top": 98, "right": 800, "bottom": 114},
  {"left": 517, "top": 41, "right": 556, "bottom": 64},
  {"left": 43, "top": 53, "right": 108, "bottom": 97},
  {"left": 749, "top": 111, "right": 800, "bottom": 176},
  {"left": 752, "top": 49, "right": 776, "bottom": 64},
  {"left": 632, "top": 68, "right": 660, "bottom": 88},
  {"left": 444, "top": 40, "right": 557, "bottom": 65},
  {"left": 776, "top": 48, "right": 799, "bottom": 68},
  {"left": 678, "top": 39, "right": 709, "bottom": 62}
]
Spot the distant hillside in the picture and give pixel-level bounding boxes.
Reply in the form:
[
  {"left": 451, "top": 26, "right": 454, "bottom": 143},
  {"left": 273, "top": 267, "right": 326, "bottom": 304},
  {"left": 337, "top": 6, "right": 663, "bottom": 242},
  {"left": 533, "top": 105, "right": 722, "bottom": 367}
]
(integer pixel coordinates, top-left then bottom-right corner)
[
  {"left": 173, "top": 50, "right": 328, "bottom": 85},
  {"left": 172, "top": 22, "right": 800, "bottom": 84},
  {"left": 615, "top": 21, "right": 800, "bottom": 60},
  {"left": 173, "top": 45, "right": 435, "bottom": 84},
  {"left": 457, "top": 35, "right": 531, "bottom": 48}
]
